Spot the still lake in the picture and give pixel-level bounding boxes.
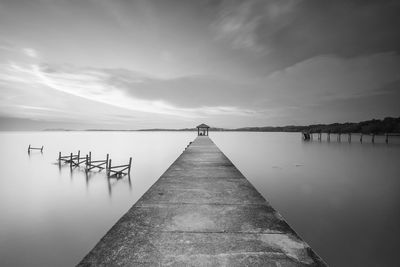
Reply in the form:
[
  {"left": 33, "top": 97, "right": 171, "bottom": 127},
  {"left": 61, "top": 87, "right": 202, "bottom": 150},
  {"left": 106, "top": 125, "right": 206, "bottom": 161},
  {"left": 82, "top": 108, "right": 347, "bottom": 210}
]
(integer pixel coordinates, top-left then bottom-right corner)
[{"left": 0, "top": 131, "right": 399, "bottom": 266}]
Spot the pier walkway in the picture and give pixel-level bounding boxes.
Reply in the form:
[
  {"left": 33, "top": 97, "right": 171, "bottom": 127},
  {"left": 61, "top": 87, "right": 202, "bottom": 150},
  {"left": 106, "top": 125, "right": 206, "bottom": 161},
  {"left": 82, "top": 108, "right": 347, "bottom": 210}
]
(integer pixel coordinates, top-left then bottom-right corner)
[{"left": 78, "top": 136, "right": 326, "bottom": 266}]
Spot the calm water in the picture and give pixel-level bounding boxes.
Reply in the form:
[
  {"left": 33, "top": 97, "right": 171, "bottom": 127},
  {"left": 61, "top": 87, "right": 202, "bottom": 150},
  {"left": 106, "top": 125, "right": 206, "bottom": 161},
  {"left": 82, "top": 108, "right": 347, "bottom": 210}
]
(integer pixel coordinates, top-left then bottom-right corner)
[{"left": 0, "top": 132, "right": 399, "bottom": 266}]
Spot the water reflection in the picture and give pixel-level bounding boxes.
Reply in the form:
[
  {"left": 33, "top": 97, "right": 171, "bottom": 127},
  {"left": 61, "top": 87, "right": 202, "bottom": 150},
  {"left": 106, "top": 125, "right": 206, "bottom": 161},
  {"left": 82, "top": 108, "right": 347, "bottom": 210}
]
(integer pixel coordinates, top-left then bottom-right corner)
[
  {"left": 106, "top": 175, "right": 132, "bottom": 197},
  {"left": 0, "top": 131, "right": 194, "bottom": 267},
  {"left": 55, "top": 159, "right": 134, "bottom": 198}
]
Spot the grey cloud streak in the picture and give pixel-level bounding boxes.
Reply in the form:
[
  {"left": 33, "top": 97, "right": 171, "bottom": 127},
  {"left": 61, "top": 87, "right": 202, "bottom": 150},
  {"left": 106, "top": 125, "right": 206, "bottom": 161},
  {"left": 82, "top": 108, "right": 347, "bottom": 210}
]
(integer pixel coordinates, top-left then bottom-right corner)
[{"left": 213, "top": 0, "right": 400, "bottom": 73}]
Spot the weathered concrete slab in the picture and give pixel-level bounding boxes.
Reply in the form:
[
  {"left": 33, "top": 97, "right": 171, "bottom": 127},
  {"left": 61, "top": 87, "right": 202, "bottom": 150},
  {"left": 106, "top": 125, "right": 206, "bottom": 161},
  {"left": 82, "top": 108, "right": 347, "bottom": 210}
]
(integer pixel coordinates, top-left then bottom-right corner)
[{"left": 78, "top": 136, "right": 327, "bottom": 266}]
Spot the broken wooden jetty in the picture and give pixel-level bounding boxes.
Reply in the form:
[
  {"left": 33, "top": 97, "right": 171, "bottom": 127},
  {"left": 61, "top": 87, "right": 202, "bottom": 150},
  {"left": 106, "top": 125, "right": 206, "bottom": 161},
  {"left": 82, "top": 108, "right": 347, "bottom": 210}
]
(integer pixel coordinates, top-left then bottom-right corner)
[
  {"left": 78, "top": 135, "right": 326, "bottom": 266},
  {"left": 58, "top": 151, "right": 132, "bottom": 177},
  {"left": 107, "top": 157, "right": 132, "bottom": 178},
  {"left": 28, "top": 145, "right": 43, "bottom": 153},
  {"left": 86, "top": 152, "right": 109, "bottom": 171}
]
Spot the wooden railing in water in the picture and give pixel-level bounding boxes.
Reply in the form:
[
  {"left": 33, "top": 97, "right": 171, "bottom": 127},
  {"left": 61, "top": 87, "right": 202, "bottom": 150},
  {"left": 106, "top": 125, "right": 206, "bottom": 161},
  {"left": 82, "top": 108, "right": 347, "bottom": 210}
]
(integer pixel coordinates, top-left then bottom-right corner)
[
  {"left": 302, "top": 132, "right": 400, "bottom": 144},
  {"left": 58, "top": 151, "right": 131, "bottom": 177}
]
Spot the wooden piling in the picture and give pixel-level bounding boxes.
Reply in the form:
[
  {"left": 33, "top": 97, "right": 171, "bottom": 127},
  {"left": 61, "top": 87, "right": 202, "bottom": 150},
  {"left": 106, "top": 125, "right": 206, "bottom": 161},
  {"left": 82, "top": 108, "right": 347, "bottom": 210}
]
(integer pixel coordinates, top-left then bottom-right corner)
[
  {"left": 372, "top": 134, "right": 375, "bottom": 143},
  {"left": 128, "top": 157, "right": 132, "bottom": 174},
  {"left": 70, "top": 153, "right": 73, "bottom": 168},
  {"left": 108, "top": 159, "right": 111, "bottom": 176},
  {"left": 385, "top": 133, "right": 388, "bottom": 144},
  {"left": 360, "top": 133, "right": 363, "bottom": 143},
  {"left": 348, "top": 133, "right": 351, "bottom": 143},
  {"left": 28, "top": 145, "right": 43, "bottom": 153}
]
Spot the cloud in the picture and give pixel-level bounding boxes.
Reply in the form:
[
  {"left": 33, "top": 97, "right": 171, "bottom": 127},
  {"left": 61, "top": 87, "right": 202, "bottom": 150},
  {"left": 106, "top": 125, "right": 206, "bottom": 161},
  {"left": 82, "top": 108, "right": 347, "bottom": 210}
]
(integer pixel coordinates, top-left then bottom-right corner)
[
  {"left": 22, "top": 48, "right": 38, "bottom": 58},
  {"left": 212, "top": 0, "right": 301, "bottom": 53},
  {"left": 0, "top": 62, "right": 256, "bottom": 121},
  {"left": 212, "top": 1, "right": 263, "bottom": 52},
  {"left": 212, "top": 0, "right": 400, "bottom": 72}
]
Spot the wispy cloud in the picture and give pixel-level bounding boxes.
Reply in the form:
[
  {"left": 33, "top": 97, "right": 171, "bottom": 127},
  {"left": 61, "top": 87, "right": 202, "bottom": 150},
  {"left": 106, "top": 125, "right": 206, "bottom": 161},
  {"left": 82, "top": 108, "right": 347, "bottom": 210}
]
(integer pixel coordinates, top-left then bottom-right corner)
[
  {"left": 22, "top": 48, "right": 39, "bottom": 58},
  {"left": 0, "top": 62, "right": 256, "bottom": 121},
  {"left": 213, "top": 1, "right": 263, "bottom": 52},
  {"left": 212, "top": 0, "right": 300, "bottom": 53}
]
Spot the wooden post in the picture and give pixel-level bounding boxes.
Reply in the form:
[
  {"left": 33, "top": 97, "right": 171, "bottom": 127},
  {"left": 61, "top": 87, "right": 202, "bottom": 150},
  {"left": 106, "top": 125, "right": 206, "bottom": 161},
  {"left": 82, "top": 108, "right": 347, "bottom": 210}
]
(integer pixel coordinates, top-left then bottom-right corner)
[
  {"left": 77, "top": 150, "right": 80, "bottom": 165},
  {"left": 128, "top": 157, "right": 132, "bottom": 174},
  {"left": 348, "top": 133, "right": 351, "bottom": 143},
  {"left": 28, "top": 144, "right": 31, "bottom": 153},
  {"left": 318, "top": 133, "right": 321, "bottom": 141},
  {"left": 360, "top": 133, "right": 363, "bottom": 143},
  {"left": 86, "top": 154, "right": 89, "bottom": 168},
  {"left": 385, "top": 133, "right": 388, "bottom": 144},
  {"left": 108, "top": 159, "right": 111, "bottom": 176},
  {"left": 41, "top": 146, "right": 43, "bottom": 152},
  {"left": 327, "top": 132, "right": 330, "bottom": 142},
  {"left": 70, "top": 153, "right": 73, "bottom": 168},
  {"left": 372, "top": 134, "right": 375, "bottom": 143},
  {"left": 59, "top": 152, "right": 61, "bottom": 162},
  {"left": 106, "top": 154, "right": 109, "bottom": 170},
  {"left": 89, "top": 152, "right": 91, "bottom": 165},
  {"left": 338, "top": 133, "right": 341, "bottom": 142}
]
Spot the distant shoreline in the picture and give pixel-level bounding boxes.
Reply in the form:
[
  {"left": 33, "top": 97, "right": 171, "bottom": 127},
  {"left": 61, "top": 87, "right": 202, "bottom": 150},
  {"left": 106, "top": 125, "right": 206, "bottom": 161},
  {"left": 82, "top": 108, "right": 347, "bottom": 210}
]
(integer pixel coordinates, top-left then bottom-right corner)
[{"left": 37, "top": 117, "right": 400, "bottom": 134}]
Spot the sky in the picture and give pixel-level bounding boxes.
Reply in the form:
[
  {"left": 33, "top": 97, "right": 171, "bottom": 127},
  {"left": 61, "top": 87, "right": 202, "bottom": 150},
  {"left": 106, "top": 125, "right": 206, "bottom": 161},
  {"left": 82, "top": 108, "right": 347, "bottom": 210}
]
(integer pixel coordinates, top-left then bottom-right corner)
[{"left": 0, "top": 0, "right": 399, "bottom": 130}]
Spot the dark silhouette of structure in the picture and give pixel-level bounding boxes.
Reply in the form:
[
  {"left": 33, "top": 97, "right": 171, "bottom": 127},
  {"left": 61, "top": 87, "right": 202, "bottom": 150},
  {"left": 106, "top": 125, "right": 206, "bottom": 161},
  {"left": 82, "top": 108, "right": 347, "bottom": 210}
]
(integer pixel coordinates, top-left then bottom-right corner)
[{"left": 197, "top": 123, "right": 210, "bottom": 136}]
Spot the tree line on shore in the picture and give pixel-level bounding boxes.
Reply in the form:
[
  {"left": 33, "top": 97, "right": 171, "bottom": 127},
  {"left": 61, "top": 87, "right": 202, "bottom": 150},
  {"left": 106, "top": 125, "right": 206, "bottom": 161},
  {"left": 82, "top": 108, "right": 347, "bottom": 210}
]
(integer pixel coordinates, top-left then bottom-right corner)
[
  {"left": 218, "top": 117, "right": 400, "bottom": 134},
  {"left": 64, "top": 116, "right": 400, "bottom": 134}
]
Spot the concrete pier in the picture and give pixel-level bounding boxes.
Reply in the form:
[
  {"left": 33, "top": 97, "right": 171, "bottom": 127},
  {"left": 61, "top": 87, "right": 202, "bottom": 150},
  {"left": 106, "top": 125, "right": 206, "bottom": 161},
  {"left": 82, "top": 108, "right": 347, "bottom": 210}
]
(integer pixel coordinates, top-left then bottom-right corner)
[{"left": 78, "top": 136, "right": 326, "bottom": 266}]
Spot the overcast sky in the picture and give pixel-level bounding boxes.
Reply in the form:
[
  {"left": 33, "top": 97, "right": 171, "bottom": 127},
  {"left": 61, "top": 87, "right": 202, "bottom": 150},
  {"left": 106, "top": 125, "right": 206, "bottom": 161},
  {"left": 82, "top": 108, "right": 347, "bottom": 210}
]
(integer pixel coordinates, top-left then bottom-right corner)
[{"left": 0, "top": 0, "right": 399, "bottom": 130}]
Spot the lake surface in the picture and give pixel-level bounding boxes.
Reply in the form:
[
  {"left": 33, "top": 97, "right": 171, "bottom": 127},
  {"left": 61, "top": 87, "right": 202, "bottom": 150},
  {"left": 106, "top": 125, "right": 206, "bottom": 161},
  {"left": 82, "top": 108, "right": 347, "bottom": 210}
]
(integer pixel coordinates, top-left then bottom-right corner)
[{"left": 0, "top": 132, "right": 399, "bottom": 266}]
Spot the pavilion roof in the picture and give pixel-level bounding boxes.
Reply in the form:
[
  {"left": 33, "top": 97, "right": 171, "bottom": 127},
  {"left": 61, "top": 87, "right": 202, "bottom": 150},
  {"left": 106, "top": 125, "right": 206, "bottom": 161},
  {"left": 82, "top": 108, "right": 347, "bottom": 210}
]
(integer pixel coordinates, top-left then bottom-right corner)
[{"left": 196, "top": 123, "right": 210, "bottom": 128}]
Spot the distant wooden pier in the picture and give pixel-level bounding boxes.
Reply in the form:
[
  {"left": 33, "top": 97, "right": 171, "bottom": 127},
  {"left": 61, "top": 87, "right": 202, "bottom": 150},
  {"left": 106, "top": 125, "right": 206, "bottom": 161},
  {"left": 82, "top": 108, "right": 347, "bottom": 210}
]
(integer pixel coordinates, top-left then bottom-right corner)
[
  {"left": 78, "top": 136, "right": 326, "bottom": 266},
  {"left": 302, "top": 131, "right": 400, "bottom": 144}
]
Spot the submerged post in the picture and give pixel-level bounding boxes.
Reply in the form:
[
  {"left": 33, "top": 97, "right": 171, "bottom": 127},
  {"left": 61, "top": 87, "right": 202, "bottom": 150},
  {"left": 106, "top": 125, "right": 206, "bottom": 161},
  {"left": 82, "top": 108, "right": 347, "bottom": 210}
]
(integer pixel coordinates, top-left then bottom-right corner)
[
  {"left": 348, "top": 133, "right": 351, "bottom": 143},
  {"left": 41, "top": 146, "right": 44, "bottom": 152},
  {"left": 70, "top": 153, "right": 73, "bottom": 168},
  {"left": 128, "top": 157, "right": 132, "bottom": 174},
  {"left": 106, "top": 154, "right": 109, "bottom": 170},
  {"left": 385, "top": 133, "right": 388, "bottom": 144},
  {"left": 372, "top": 134, "right": 375, "bottom": 143},
  {"left": 107, "top": 159, "right": 111, "bottom": 176},
  {"left": 360, "top": 133, "right": 363, "bottom": 143}
]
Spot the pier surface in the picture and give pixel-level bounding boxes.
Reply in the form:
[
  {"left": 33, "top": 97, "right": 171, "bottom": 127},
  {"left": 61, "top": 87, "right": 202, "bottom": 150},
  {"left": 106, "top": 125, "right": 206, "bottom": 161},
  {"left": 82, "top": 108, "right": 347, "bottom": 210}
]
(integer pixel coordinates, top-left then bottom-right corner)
[{"left": 78, "top": 136, "right": 326, "bottom": 266}]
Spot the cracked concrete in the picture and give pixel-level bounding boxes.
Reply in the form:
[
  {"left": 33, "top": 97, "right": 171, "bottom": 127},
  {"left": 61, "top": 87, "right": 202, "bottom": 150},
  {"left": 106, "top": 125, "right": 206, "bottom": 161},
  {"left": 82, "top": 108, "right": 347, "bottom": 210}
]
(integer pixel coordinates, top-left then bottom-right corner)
[{"left": 78, "top": 136, "right": 327, "bottom": 266}]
